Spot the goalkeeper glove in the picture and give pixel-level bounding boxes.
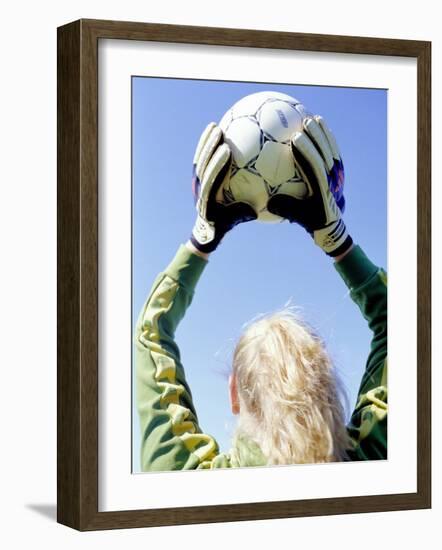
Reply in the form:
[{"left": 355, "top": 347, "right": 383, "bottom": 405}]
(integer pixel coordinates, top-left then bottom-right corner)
[
  {"left": 190, "top": 122, "right": 257, "bottom": 253},
  {"left": 267, "top": 115, "right": 352, "bottom": 257}
]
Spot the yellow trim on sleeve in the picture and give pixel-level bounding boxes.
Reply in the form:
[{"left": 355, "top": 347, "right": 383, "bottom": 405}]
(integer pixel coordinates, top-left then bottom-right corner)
[
  {"left": 138, "top": 274, "right": 218, "bottom": 466},
  {"left": 379, "top": 269, "right": 387, "bottom": 286}
]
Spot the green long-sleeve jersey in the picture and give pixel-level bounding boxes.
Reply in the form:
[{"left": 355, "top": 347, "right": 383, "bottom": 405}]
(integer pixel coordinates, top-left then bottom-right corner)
[{"left": 135, "top": 244, "right": 387, "bottom": 471}]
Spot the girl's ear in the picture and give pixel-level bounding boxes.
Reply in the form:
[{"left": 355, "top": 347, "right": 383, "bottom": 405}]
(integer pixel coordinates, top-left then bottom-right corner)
[{"left": 229, "top": 373, "right": 240, "bottom": 415}]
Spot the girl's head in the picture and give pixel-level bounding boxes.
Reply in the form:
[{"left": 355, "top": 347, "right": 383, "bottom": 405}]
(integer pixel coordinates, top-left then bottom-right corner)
[{"left": 229, "top": 309, "right": 350, "bottom": 465}]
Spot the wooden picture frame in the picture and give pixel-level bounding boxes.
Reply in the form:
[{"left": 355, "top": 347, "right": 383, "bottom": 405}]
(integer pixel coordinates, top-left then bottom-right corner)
[{"left": 57, "top": 18, "right": 431, "bottom": 531}]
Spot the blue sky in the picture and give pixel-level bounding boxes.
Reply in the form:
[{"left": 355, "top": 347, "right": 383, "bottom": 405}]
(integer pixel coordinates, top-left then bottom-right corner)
[{"left": 132, "top": 77, "right": 387, "bottom": 472}]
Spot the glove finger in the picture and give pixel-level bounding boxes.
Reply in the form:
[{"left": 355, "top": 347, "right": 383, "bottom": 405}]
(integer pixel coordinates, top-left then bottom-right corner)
[
  {"left": 292, "top": 132, "right": 339, "bottom": 227},
  {"left": 314, "top": 115, "right": 341, "bottom": 161},
  {"left": 193, "top": 122, "right": 217, "bottom": 164},
  {"left": 303, "top": 117, "right": 334, "bottom": 171},
  {"left": 198, "top": 143, "right": 231, "bottom": 219},
  {"left": 291, "top": 131, "right": 329, "bottom": 196},
  {"left": 192, "top": 123, "right": 219, "bottom": 204},
  {"left": 195, "top": 123, "right": 223, "bottom": 181}
]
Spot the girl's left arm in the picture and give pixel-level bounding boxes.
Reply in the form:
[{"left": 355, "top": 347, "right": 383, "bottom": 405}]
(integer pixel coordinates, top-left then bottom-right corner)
[{"left": 135, "top": 244, "right": 222, "bottom": 471}]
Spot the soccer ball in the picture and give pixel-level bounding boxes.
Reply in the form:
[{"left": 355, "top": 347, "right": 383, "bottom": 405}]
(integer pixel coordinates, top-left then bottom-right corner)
[{"left": 217, "top": 91, "right": 310, "bottom": 223}]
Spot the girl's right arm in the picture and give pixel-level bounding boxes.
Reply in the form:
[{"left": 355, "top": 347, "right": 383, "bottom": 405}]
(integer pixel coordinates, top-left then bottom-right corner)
[{"left": 334, "top": 245, "right": 388, "bottom": 460}]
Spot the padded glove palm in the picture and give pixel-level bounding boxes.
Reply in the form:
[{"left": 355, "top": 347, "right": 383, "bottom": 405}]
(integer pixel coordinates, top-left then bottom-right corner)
[
  {"left": 268, "top": 115, "right": 352, "bottom": 257},
  {"left": 190, "top": 123, "right": 257, "bottom": 253}
]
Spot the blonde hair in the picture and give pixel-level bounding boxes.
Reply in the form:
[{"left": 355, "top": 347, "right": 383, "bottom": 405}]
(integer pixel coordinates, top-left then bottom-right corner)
[{"left": 232, "top": 309, "right": 350, "bottom": 465}]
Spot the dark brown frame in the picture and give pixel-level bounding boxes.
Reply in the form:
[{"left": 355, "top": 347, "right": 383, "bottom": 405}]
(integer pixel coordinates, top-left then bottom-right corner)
[{"left": 57, "top": 18, "right": 431, "bottom": 531}]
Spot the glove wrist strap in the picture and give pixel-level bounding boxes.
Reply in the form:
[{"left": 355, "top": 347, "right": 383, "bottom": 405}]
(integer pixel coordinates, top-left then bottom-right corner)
[
  {"left": 313, "top": 219, "right": 353, "bottom": 257},
  {"left": 191, "top": 215, "right": 221, "bottom": 253}
]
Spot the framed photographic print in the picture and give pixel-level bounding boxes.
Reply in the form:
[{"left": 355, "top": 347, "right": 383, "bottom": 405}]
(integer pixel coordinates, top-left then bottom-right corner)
[{"left": 57, "top": 19, "right": 431, "bottom": 531}]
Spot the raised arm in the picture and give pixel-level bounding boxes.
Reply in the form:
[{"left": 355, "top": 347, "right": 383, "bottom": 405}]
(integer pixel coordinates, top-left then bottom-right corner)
[
  {"left": 135, "top": 244, "right": 219, "bottom": 471},
  {"left": 334, "top": 246, "right": 387, "bottom": 460},
  {"left": 136, "top": 123, "right": 256, "bottom": 471}
]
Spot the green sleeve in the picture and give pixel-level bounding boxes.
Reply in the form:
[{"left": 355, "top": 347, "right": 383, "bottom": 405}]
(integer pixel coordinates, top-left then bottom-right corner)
[
  {"left": 334, "top": 245, "right": 388, "bottom": 460},
  {"left": 135, "top": 245, "right": 231, "bottom": 471}
]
